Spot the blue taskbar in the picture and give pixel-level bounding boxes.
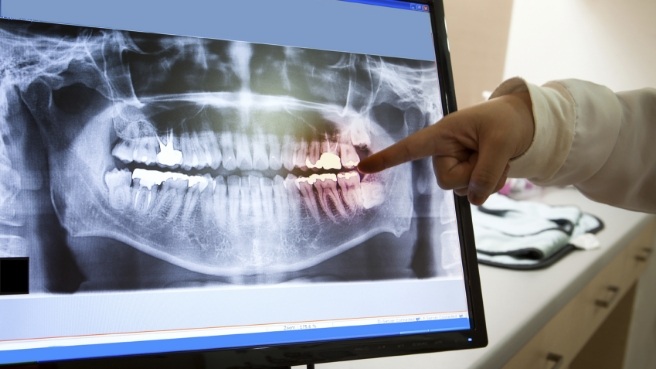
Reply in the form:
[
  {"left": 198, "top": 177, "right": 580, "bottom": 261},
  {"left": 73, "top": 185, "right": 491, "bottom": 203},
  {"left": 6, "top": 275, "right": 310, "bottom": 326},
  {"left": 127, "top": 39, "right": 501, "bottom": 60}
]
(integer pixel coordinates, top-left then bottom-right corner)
[{"left": 0, "top": 318, "right": 470, "bottom": 364}]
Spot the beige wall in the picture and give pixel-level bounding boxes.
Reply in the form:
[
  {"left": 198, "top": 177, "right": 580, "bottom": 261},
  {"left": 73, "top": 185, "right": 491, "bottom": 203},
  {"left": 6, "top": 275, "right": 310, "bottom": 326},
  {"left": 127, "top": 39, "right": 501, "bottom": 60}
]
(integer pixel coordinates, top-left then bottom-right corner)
[
  {"left": 443, "top": 0, "right": 656, "bottom": 108},
  {"left": 443, "top": 0, "right": 514, "bottom": 108},
  {"left": 503, "top": 0, "right": 656, "bottom": 91}
]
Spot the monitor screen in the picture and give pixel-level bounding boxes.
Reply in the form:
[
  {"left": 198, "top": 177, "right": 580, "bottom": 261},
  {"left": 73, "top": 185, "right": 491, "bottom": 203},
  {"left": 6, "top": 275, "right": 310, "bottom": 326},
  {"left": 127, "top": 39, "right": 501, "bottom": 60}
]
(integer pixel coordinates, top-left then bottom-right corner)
[{"left": 0, "top": 0, "right": 486, "bottom": 367}]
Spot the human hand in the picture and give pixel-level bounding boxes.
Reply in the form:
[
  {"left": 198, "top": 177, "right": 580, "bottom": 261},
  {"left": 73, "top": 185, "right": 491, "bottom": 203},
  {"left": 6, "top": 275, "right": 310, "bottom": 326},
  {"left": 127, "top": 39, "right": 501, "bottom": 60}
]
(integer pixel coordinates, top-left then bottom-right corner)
[{"left": 357, "top": 92, "right": 534, "bottom": 205}]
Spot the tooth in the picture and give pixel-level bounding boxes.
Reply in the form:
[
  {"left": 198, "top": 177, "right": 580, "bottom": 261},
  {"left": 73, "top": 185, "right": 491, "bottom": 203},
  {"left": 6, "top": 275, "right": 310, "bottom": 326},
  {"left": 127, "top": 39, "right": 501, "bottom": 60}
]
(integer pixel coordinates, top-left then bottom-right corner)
[
  {"left": 180, "top": 131, "right": 198, "bottom": 170},
  {"left": 199, "top": 181, "right": 215, "bottom": 228},
  {"left": 337, "top": 171, "right": 363, "bottom": 213},
  {"left": 165, "top": 179, "right": 188, "bottom": 221},
  {"left": 293, "top": 138, "right": 308, "bottom": 170},
  {"left": 132, "top": 180, "right": 154, "bottom": 215},
  {"left": 281, "top": 135, "right": 295, "bottom": 171},
  {"left": 104, "top": 169, "right": 132, "bottom": 210},
  {"left": 235, "top": 133, "right": 253, "bottom": 170},
  {"left": 220, "top": 131, "right": 237, "bottom": 171},
  {"left": 361, "top": 182, "right": 385, "bottom": 209},
  {"left": 149, "top": 178, "right": 187, "bottom": 222},
  {"left": 248, "top": 176, "right": 263, "bottom": 221},
  {"left": 202, "top": 132, "right": 222, "bottom": 170},
  {"left": 322, "top": 139, "right": 339, "bottom": 155},
  {"left": 267, "top": 134, "right": 282, "bottom": 171},
  {"left": 227, "top": 175, "right": 240, "bottom": 225},
  {"left": 212, "top": 176, "right": 228, "bottom": 229},
  {"left": 181, "top": 185, "right": 201, "bottom": 223},
  {"left": 252, "top": 133, "right": 269, "bottom": 171},
  {"left": 440, "top": 191, "right": 456, "bottom": 225},
  {"left": 349, "top": 121, "right": 371, "bottom": 147},
  {"left": 315, "top": 174, "right": 348, "bottom": 222},
  {"left": 111, "top": 140, "right": 135, "bottom": 164},
  {"left": 133, "top": 136, "right": 159, "bottom": 165},
  {"left": 273, "top": 175, "right": 289, "bottom": 224},
  {"left": 307, "top": 140, "right": 321, "bottom": 170},
  {"left": 260, "top": 177, "right": 274, "bottom": 218},
  {"left": 340, "top": 143, "right": 360, "bottom": 169},
  {"left": 192, "top": 131, "right": 208, "bottom": 169},
  {"left": 157, "top": 131, "right": 183, "bottom": 168},
  {"left": 295, "top": 176, "right": 320, "bottom": 222},
  {"left": 284, "top": 174, "right": 302, "bottom": 221}
]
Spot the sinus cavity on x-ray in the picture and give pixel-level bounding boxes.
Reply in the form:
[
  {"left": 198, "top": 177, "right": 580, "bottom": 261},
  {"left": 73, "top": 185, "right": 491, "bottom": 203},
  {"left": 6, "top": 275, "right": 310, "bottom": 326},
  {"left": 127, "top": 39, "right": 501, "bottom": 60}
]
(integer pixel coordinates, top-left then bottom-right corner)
[{"left": 0, "top": 20, "right": 462, "bottom": 293}]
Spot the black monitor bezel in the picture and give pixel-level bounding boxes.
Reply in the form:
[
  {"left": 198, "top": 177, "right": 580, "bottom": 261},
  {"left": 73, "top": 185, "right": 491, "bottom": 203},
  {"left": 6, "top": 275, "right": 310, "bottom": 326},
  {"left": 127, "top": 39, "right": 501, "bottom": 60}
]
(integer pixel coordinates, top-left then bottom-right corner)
[{"left": 0, "top": 1, "right": 486, "bottom": 367}]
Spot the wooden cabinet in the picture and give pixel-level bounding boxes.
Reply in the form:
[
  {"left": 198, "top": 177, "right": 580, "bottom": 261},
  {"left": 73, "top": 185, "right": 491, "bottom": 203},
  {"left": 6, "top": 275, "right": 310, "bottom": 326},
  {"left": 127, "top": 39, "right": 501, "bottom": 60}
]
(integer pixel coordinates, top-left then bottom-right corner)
[{"left": 501, "top": 220, "right": 656, "bottom": 369}]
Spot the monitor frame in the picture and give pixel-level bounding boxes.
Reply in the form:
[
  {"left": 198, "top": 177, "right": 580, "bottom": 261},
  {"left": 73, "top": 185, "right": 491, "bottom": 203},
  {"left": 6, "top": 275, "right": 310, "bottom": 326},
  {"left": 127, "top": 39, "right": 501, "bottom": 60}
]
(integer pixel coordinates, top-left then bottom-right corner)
[{"left": 0, "top": 1, "right": 486, "bottom": 367}]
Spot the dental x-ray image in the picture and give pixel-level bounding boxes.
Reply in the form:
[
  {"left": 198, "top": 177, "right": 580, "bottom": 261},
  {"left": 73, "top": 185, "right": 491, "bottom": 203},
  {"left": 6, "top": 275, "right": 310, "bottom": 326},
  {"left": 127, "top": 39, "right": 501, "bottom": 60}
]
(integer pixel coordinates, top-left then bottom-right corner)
[{"left": 0, "top": 19, "right": 461, "bottom": 293}]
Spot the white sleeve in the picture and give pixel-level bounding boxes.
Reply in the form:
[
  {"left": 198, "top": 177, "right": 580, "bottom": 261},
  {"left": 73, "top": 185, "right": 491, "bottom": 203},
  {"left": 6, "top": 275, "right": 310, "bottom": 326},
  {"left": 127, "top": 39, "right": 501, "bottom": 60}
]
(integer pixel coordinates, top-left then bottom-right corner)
[{"left": 491, "top": 77, "right": 656, "bottom": 213}]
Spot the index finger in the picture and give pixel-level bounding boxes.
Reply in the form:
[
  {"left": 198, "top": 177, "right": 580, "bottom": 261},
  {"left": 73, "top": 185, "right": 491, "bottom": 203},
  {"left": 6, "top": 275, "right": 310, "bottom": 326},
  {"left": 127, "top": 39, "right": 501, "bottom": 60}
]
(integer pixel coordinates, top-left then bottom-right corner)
[{"left": 357, "top": 124, "right": 441, "bottom": 173}]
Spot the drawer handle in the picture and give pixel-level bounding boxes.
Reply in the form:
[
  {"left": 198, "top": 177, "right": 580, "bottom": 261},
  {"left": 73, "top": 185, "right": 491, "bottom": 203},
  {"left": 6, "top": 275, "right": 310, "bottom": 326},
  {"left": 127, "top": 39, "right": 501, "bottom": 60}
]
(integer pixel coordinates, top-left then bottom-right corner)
[
  {"left": 635, "top": 247, "right": 653, "bottom": 262},
  {"left": 595, "top": 285, "right": 620, "bottom": 308},
  {"left": 546, "top": 353, "right": 564, "bottom": 369}
]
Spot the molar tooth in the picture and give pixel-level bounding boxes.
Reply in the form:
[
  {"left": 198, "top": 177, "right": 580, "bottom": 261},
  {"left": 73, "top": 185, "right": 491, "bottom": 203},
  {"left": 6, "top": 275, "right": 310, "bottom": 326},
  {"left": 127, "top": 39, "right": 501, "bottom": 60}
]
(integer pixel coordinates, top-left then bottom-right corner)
[
  {"left": 307, "top": 140, "right": 321, "bottom": 170},
  {"left": 111, "top": 140, "right": 135, "bottom": 164},
  {"left": 235, "top": 133, "right": 253, "bottom": 170},
  {"left": 252, "top": 133, "right": 269, "bottom": 171},
  {"left": 133, "top": 183, "right": 154, "bottom": 215},
  {"left": 360, "top": 182, "right": 385, "bottom": 209},
  {"left": 295, "top": 175, "right": 321, "bottom": 222},
  {"left": 294, "top": 138, "right": 308, "bottom": 170},
  {"left": 203, "top": 132, "right": 222, "bottom": 170},
  {"left": 220, "top": 131, "right": 237, "bottom": 171},
  {"left": 181, "top": 185, "right": 201, "bottom": 223},
  {"left": 340, "top": 143, "right": 360, "bottom": 169},
  {"left": 322, "top": 138, "right": 339, "bottom": 155},
  {"left": 315, "top": 174, "right": 348, "bottom": 223},
  {"left": 267, "top": 134, "right": 282, "bottom": 171},
  {"left": 165, "top": 179, "right": 188, "bottom": 221},
  {"left": 104, "top": 169, "right": 132, "bottom": 210},
  {"left": 337, "top": 171, "right": 363, "bottom": 214},
  {"left": 281, "top": 135, "right": 295, "bottom": 171},
  {"left": 133, "top": 136, "right": 159, "bottom": 165},
  {"left": 180, "top": 131, "right": 199, "bottom": 170},
  {"left": 157, "top": 131, "right": 183, "bottom": 168}
]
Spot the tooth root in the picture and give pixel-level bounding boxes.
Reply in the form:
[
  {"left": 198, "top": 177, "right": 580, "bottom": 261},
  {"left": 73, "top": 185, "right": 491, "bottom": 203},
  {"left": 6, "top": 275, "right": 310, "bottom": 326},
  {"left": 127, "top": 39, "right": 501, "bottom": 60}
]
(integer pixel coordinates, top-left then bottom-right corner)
[
  {"left": 267, "top": 134, "right": 282, "bottom": 171},
  {"left": 227, "top": 175, "right": 241, "bottom": 224},
  {"left": 181, "top": 185, "right": 201, "bottom": 223},
  {"left": 248, "top": 176, "right": 263, "bottom": 221},
  {"left": 307, "top": 141, "right": 321, "bottom": 170},
  {"left": 212, "top": 176, "right": 228, "bottom": 229},
  {"left": 133, "top": 185, "right": 155, "bottom": 215},
  {"left": 296, "top": 177, "right": 321, "bottom": 222},
  {"left": 281, "top": 135, "right": 295, "bottom": 171},
  {"left": 337, "top": 171, "right": 363, "bottom": 213},
  {"left": 156, "top": 131, "right": 183, "bottom": 168},
  {"left": 322, "top": 138, "right": 339, "bottom": 155},
  {"left": 252, "top": 133, "right": 269, "bottom": 171},
  {"left": 284, "top": 174, "right": 302, "bottom": 221},
  {"left": 104, "top": 169, "right": 132, "bottom": 210},
  {"left": 166, "top": 179, "right": 188, "bottom": 221},
  {"left": 272, "top": 175, "right": 289, "bottom": 224},
  {"left": 349, "top": 121, "right": 372, "bottom": 147},
  {"left": 220, "top": 131, "right": 237, "bottom": 171},
  {"left": 340, "top": 143, "right": 360, "bottom": 169},
  {"left": 180, "top": 131, "right": 199, "bottom": 170},
  {"left": 316, "top": 176, "right": 348, "bottom": 223},
  {"left": 192, "top": 131, "right": 207, "bottom": 170},
  {"left": 235, "top": 133, "right": 253, "bottom": 170},
  {"left": 260, "top": 177, "right": 274, "bottom": 218},
  {"left": 293, "top": 138, "right": 308, "bottom": 170}
]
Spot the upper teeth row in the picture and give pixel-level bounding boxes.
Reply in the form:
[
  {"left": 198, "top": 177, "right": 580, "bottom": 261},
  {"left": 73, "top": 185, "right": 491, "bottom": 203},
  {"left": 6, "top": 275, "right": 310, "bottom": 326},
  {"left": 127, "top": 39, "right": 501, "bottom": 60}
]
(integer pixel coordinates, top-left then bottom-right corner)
[{"left": 111, "top": 131, "right": 361, "bottom": 172}]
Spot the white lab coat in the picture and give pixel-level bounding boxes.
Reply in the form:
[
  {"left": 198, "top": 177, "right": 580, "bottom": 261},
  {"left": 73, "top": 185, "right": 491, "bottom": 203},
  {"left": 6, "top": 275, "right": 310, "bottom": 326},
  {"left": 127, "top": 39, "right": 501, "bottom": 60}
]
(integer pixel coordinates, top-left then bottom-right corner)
[{"left": 492, "top": 78, "right": 656, "bottom": 213}]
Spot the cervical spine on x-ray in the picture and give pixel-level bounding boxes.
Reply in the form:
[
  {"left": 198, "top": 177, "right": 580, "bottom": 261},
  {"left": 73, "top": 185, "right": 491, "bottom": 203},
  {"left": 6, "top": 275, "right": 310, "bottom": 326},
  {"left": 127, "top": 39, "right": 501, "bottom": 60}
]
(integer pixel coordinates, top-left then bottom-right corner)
[{"left": 0, "top": 21, "right": 442, "bottom": 278}]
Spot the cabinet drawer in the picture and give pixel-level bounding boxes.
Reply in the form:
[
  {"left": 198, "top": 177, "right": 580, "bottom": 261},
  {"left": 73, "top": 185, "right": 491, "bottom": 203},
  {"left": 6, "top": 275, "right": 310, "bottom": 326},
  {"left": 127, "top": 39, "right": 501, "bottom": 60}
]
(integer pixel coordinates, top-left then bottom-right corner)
[{"left": 501, "top": 219, "right": 656, "bottom": 369}]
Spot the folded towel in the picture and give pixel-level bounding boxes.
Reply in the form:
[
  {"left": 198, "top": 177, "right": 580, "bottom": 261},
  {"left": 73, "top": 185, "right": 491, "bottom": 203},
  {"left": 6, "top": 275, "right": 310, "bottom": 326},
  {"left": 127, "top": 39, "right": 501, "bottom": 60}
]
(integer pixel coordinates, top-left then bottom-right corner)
[{"left": 473, "top": 193, "right": 604, "bottom": 270}]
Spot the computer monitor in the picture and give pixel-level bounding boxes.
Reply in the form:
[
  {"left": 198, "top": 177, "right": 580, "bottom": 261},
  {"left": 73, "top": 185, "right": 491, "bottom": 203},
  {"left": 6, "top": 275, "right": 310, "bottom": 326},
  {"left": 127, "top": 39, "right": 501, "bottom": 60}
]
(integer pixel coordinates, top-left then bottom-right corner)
[{"left": 0, "top": 0, "right": 486, "bottom": 367}]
